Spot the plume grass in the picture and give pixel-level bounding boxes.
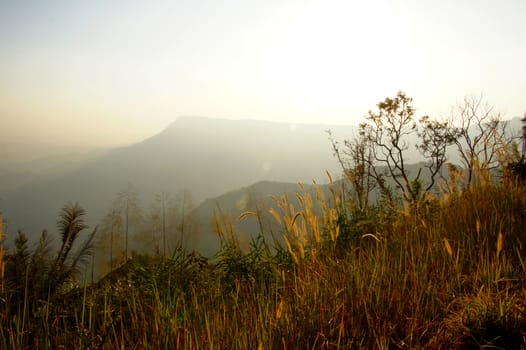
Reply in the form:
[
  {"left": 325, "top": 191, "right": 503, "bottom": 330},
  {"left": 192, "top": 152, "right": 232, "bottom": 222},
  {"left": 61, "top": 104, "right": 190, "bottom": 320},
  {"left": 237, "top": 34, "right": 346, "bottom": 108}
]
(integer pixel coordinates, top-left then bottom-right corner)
[{"left": 2, "top": 165, "right": 526, "bottom": 348}]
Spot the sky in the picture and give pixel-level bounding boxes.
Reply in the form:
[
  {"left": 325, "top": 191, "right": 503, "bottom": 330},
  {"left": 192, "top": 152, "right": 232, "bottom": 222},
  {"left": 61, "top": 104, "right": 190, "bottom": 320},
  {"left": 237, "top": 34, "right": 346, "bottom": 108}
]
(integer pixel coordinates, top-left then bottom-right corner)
[{"left": 0, "top": 0, "right": 525, "bottom": 147}]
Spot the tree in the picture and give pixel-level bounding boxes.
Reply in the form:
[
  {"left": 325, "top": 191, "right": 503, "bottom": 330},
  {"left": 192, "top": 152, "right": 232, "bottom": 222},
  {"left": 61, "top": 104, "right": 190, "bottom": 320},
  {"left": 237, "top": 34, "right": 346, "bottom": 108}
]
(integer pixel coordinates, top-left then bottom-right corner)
[
  {"left": 115, "top": 184, "right": 142, "bottom": 262},
  {"left": 149, "top": 191, "right": 172, "bottom": 256},
  {"left": 362, "top": 92, "right": 455, "bottom": 202},
  {"left": 0, "top": 211, "right": 5, "bottom": 293},
  {"left": 96, "top": 206, "right": 124, "bottom": 274},
  {"left": 95, "top": 186, "right": 142, "bottom": 275},
  {"left": 417, "top": 115, "right": 457, "bottom": 191},
  {"left": 329, "top": 130, "right": 375, "bottom": 214},
  {"left": 334, "top": 92, "right": 456, "bottom": 206},
  {"left": 447, "top": 95, "right": 510, "bottom": 186},
  {"left": 171, "top": 189, "right": 199, "bottom": 251}
]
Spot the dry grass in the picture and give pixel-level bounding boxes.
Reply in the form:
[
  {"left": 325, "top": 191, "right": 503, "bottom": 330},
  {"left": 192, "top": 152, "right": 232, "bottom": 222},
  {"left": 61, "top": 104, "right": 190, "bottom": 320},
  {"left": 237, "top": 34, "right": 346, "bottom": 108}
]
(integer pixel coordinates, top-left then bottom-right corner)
[
  {"left": 2, "top": 166, "right": 526, "bottom": 349},
  {"left": 0, "top": 211, "right": 4, "bottom": 291}
]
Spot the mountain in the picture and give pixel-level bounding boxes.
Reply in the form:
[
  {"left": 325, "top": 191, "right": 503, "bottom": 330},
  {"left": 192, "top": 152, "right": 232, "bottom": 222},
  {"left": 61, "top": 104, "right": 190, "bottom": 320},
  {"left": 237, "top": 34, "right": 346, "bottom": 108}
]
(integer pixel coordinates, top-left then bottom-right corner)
[
  {"left": 1, "top": 117, "right": 355, "bottom": 245},
  {"left": 4, "top": 115, "right": 521, "bottom": 250}
]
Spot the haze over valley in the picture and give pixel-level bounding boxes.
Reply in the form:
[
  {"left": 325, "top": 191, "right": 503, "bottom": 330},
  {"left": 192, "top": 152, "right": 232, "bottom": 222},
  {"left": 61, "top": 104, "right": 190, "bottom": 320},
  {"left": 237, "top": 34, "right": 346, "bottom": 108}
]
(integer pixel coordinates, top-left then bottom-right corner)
[
  {"left": 1, "top": 114, "right": 522, "bottom": 255},
  {"left": 1, "top": 0, "right": 524, "bottom": 249},
  {"left": 2, "top": 2, "right": 526, "bottom": 348},
  {"left": 1, "top": 117, "right": 355, "bottom": 249}
]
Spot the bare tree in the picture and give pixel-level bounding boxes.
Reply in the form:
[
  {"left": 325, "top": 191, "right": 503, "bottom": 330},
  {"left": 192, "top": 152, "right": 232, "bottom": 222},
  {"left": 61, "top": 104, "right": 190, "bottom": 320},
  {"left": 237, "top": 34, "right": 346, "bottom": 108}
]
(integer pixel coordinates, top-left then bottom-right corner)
[
  {"left": 329, "top": 130, "right": 375, "bottom": 213},
  {"left": 97, "top": 207, "right": 124, "bottom": 274},
  {"left": 171, "top": 189, "right": 198, "bottom": 250},
  {"left": 115, "top": 184, "right": 142, "bottom": 262},
  {"left": 448, "top": 95, "right": 509, "bottom": 186},
  {"left": 359, "top": 91, "right": 454, "bottom": 203},
  {"left": 417, "top": 116, "right": 457, "bottom": 191},
  {"left": 149, "top": 191, "right": 172, "bottom": 256}
]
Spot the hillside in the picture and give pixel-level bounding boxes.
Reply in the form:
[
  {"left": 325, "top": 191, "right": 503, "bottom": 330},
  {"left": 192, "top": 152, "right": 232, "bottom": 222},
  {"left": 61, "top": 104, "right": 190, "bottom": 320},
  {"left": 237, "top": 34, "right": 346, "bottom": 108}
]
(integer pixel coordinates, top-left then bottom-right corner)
[
  {"left": 1, "top": 117, "right": 354, "bottom": 245},
  {"left": 190, "top": 180, "right": 319, "bottom": 256},
  {"left": 2, "top": 116, "right": 522, "bottom": 248}
]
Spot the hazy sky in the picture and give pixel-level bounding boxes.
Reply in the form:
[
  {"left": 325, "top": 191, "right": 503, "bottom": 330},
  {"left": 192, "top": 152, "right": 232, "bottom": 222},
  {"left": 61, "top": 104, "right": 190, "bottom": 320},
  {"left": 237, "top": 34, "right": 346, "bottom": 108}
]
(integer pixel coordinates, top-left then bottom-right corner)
[{"left": 1, "top": 0, "right": 525, "bottom": 147}]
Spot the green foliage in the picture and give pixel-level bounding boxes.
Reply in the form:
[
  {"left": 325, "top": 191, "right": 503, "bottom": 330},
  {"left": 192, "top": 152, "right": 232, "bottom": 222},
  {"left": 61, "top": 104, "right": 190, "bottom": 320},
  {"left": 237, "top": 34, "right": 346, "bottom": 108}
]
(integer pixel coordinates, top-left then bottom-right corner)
[
  {"left": 331, "top": 205, "right": 378, "bottom": 255},
  {"left": 215, "top": 233, "right": 278, "bottom": 290},
  {"left": 509, "top": 158, "right": 526, "bottom": 181}
]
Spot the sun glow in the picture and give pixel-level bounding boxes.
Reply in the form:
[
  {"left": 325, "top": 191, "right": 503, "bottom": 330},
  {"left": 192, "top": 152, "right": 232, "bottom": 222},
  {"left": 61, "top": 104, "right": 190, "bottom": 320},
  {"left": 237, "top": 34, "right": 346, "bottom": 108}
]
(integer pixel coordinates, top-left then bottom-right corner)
[
  {"left": 259, "top": 0, "right": 422, "bottom": 118},
  {"left": 1, "top": 0, "right": 524, "bottom": 146}
]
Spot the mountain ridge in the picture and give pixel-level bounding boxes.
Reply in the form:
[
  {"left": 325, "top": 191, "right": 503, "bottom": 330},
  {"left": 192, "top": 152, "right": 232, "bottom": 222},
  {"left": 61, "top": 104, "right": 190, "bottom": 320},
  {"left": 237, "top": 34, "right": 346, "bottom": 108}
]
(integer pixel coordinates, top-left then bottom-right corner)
[{"left": 1, "top": 117, "right": 353, "bottom": 245}]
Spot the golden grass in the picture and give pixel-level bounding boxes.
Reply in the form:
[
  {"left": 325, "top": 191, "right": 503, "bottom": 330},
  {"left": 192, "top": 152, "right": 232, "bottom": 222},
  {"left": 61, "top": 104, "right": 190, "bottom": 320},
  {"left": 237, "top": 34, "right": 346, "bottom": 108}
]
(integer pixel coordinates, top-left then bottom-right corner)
[
  {"left": 0, "top": 211, "right": 4, "bottom": 290},
  {"left": 2, "top": 166, "right": 526, "bottom": 349}
]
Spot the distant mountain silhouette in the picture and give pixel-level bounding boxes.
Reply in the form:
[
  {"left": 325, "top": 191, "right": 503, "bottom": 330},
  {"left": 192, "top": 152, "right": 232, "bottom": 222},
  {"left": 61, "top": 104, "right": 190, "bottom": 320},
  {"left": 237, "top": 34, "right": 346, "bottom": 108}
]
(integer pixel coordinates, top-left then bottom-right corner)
[
  {"left": 3, "top": 115, "right": 521, "bottom": 250},
  {"left": 1, "top": 117, "right": 355, "bottom": 245}
]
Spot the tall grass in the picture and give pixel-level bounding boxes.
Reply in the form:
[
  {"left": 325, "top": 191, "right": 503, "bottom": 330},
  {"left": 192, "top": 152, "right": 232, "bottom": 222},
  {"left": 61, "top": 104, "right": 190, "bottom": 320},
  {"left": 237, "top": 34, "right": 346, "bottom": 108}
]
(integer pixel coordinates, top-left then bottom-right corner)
[{"left": 2, "top": 167, "right": 526, "bottom": 349}]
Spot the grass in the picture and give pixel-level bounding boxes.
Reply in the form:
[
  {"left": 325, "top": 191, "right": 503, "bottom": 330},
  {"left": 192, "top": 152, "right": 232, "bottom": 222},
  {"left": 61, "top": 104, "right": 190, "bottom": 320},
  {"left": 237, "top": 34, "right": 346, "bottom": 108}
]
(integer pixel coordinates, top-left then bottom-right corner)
[{"left": 1, "top": 167, "right": 526, "bottom": 349}]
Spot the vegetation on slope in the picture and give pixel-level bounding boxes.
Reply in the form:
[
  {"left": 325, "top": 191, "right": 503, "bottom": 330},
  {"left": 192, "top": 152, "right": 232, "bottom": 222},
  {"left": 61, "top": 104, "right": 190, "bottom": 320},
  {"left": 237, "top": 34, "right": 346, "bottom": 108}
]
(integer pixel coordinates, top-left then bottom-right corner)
[{"left": 1, "top": 92, "right": 526, "bottom": 349}]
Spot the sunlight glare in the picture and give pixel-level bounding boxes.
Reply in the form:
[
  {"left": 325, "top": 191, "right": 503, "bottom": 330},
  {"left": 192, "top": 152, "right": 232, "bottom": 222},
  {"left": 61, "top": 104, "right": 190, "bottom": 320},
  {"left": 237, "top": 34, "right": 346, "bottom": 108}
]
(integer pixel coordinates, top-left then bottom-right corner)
[{"left": 261, "top": 0, "right": 422, "bottom": 116}]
